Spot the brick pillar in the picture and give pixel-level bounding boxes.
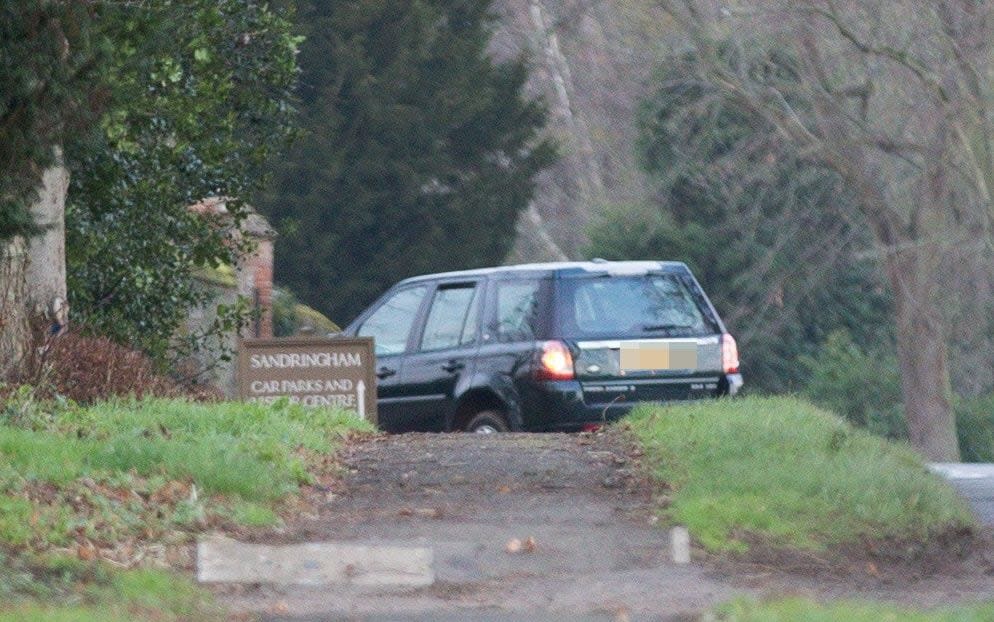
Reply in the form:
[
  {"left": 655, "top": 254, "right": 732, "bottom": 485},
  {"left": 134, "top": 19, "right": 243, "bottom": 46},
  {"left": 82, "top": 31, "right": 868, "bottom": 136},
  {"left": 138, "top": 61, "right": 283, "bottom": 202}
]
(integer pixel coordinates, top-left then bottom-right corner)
[
  {"left": 252, "top": 238, "right": 274, "bottom": 338},
  {"left": 234, "top": 209, "right": 277, "bottom": 340}
]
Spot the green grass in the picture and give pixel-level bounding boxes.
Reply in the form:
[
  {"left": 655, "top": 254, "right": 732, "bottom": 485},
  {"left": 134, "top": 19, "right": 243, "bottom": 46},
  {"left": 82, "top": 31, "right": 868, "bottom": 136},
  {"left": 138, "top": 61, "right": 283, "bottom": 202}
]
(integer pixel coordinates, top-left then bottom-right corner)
[
  {"left": 624, "top": 396, "right": 975, "bottom": 552},
  {"left": 0, "top": 564, "right": 220, "bottom": 621},
  {"left": 0, "top": 607, "right": 136, "bottom": 622},
  {"left": 0, "top": 397, "right": 372, "bottom": 500},
  {"left": 0, "top": 396, "right": 373, "bottom": 545},
  {"left": 1, "top": 398, "right": 373, "bottom": 501},
  {"left": 713, "top": 597, "right": 994, "bottom": 621},
  {"left": 0, "top": 396, "right": 372, "bottom": 617},
  {"left": 223, "top": 500, "right": 281, "bottom": 527},
  {"left": 96, "top": 568, "right": 214, "bottom": 617}
]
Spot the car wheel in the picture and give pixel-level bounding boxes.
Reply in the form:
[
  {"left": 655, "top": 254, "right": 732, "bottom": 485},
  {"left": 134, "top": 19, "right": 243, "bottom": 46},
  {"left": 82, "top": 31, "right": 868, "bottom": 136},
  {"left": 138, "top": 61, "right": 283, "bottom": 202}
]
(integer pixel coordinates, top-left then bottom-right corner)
[{"left": 465, "top": 410, "right": 510, "bottom": 434}]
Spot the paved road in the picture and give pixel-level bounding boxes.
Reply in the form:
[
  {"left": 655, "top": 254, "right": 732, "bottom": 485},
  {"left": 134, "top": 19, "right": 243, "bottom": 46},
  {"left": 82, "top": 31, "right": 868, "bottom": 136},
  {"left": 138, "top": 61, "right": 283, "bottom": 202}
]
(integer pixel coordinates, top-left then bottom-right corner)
[{"left": 930, "top": 463, "right": 994, "bottom": 526}]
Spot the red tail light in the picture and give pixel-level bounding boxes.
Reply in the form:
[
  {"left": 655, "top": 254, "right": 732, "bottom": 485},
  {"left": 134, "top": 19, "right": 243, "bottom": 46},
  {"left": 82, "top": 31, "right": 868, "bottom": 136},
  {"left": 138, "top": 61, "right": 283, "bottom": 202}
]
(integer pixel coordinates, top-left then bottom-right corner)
[
  {"left": 535, "top": 340, "right": 575, "bottom": 381},
  {"left": 721, "top": 333, "right": 740, "bottom": 374}
]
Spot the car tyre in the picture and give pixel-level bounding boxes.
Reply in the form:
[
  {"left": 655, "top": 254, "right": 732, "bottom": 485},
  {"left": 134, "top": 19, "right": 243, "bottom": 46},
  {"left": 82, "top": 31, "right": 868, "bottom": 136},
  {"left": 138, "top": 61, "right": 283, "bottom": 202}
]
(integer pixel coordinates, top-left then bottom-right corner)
[{"left": 465, "top": 410, "right": 510, "bottom": 434}]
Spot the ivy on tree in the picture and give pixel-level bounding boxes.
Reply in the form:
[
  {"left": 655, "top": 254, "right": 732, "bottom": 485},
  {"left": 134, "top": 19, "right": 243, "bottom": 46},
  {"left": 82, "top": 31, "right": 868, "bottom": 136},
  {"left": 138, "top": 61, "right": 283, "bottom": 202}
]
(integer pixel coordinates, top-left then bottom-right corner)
[
  {"left": 0, "top": 1, "right": 99, "bottom": 241},
  {"left": 258, "top": 0, "right": 556, "bottom": 324}
]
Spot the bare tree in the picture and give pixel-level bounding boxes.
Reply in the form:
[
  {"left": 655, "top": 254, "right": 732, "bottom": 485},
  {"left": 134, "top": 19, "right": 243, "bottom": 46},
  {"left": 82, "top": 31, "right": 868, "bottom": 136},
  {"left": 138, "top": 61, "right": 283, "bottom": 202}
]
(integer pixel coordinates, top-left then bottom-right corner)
[{"left": 659, "top": 0, "right": 994, "bottom": 460}]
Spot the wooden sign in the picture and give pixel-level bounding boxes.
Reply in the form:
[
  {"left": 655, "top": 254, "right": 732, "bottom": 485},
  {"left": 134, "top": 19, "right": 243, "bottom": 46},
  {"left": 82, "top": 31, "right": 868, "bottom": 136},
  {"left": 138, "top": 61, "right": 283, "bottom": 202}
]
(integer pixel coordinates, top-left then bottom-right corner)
[{"left": 238, "top": 337, "right": 377, "bottom": 426}]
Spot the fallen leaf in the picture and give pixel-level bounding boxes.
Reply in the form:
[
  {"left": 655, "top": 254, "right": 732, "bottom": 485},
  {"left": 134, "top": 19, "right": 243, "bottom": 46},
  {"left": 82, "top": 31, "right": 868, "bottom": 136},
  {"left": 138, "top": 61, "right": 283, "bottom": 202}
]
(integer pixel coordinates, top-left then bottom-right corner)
[
  {"left": 150, "top": 480, "right": 190, "bottom": 505},
  {"left": 505, "top": 538, "right": 522, "bottom": 554},
  {"left": 867, "top": 561, "right": 880, "bottom": 577},
  {"left": 272, "top": 601, "right": 289, "bottom": 615},
  {"left": 497, "top": 485, "right": 511, "bottom": 494},
  {"left": 523, "top": 536, "right": 537, "bottom": 553},
  {"left": 77, "top": 541, "right": 98, "bottom": 561}
]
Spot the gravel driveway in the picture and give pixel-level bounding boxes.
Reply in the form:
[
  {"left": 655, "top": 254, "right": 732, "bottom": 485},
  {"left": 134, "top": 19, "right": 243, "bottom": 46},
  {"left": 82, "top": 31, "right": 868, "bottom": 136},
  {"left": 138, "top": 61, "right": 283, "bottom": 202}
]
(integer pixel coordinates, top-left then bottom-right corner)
[
  {"left": 213, "top": 433, "right": 994, "bottom": 621},
  {"left": 216, "top": 432, "right": 739, "bottom": 620}
]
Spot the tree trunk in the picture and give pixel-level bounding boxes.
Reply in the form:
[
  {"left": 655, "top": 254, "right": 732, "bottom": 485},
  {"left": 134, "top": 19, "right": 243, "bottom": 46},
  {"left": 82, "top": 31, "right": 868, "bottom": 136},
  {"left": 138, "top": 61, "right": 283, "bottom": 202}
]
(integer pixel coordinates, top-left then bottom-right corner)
[
  {"left": 841, "top": 143, "right": 961, "bottom": 462},
  {"left": 0, "top": 150, "right": 69, "bottom": 381},
  {"left": 0, "top": 238, "right": 29, "bottom": 377},
  {"left": 884, "top": 244, "right": 960, "bottom": 461},
  {"left": 25, "top": 154, "right": 69, "bottom": 323}
]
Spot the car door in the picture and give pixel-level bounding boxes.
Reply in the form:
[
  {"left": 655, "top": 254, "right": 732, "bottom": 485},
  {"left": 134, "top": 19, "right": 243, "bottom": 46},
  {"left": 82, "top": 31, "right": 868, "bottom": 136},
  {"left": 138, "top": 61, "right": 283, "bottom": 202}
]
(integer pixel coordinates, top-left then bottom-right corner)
[
  {"left": 398, "top": 280, "right": 483, "bottom": 431},
  {"left": 355, "top": 284, "right": 430, "bottom": 432}
]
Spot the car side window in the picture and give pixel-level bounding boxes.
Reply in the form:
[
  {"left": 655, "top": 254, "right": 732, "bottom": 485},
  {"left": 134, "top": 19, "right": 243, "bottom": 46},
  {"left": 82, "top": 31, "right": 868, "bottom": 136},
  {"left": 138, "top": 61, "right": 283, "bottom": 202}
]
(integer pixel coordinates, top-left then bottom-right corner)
[
  {"left": 420, "top": 284, "right": 478, "bottom": 352},
  {"left": 358, "top": 286, "right": 428, "bottom": 355},
  {"left": 459, "top": 285, "right": 482, "bottom": 345},
  {"left": 494, "top": 280, "right": 540, "bottom": 343}
]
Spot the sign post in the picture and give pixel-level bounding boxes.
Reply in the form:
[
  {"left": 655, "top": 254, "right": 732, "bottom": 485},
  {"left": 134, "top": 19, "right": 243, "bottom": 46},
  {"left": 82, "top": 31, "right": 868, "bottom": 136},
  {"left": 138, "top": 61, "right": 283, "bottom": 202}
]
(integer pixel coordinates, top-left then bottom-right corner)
[{"left": 238, "top": 337, "right": 377, "bottom": 426}]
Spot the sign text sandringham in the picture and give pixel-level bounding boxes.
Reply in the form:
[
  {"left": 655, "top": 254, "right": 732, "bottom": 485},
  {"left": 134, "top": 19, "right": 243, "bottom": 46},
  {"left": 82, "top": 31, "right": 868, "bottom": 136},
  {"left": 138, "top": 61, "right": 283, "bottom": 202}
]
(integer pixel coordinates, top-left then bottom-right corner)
[{"left": 238, "top": 337, "right": 377, "bottom": 426}]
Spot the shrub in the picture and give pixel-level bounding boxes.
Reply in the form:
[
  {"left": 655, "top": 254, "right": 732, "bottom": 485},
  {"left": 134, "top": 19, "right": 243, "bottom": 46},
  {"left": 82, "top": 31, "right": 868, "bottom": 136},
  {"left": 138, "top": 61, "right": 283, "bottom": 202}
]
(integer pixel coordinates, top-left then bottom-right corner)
[
  {"left": 272, "top": 288, "right": 340, "bottom": 337},
  {"left": 956, "top": 394, "right": 994, "bottom": 463},
  {"left": 801, "top": 331, "right": 994, "bottom": 462},
  {"left": 40, "top": 332, "right": 193, "bottom": 404},
  {"left": 800, "top": 330, "right": 906, "bottom": 439}
]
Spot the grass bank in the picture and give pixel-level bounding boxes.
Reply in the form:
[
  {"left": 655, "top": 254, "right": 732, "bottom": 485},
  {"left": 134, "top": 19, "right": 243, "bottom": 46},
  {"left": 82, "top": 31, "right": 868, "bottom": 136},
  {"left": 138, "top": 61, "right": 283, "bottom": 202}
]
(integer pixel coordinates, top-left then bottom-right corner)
[
  {"left": 712, "top": 597, "right": 994, "bottom": 622},
  {"left": 624, "top": 396, "right": 975, "bottom": 552},
  {"left": 0, "top": 394, "right": 373, "bottom": 618},
  {"left": 0, "top": 557, "right": 219, "bottom": 622}
]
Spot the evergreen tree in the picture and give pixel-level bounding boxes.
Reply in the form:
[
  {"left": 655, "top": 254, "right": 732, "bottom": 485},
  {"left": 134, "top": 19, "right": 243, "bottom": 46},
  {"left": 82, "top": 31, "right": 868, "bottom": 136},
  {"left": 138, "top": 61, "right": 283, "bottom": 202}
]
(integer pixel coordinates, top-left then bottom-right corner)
[
  {"left": 1, "top": 1, "right": 98, "bottom": 241},
  {"left": 258, "top": 0, "right": 555, "bottom": 324}
]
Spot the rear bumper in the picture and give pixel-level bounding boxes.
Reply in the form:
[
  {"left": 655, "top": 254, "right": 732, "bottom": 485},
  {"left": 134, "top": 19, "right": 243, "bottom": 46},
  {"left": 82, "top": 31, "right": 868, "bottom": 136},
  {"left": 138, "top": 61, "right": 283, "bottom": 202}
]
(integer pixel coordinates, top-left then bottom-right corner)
[{"left": 524, "top": 373, "right": 743, "bottom": 431}]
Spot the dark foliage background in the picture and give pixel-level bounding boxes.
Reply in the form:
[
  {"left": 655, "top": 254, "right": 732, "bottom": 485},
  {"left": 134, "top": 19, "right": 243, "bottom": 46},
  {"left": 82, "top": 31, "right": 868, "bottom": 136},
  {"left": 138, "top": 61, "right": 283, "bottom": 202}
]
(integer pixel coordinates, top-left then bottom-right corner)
[
  {"left": 587, "top": 49, "right": 893, "bottom": 394},
  {"left": 258, "top": 0, "right": 556, "bottom": 325},
  {"left": 0, "top": 1, "right": 100, "bottom": 241}
]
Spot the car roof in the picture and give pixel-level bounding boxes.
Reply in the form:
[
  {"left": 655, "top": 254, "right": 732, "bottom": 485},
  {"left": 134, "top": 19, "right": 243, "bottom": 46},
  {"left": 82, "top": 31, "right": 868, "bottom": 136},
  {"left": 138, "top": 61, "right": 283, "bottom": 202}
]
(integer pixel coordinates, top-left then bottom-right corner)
[{"left": 395, "top": 260, "right": 689, "bottom": 286}]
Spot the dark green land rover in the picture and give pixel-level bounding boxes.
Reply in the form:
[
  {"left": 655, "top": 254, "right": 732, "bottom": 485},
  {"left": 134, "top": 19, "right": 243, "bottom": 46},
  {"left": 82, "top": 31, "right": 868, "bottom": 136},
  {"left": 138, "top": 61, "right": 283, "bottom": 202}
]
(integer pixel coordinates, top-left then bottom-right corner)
[{"left": 343, "top": 261, "right": 742, "bottom": 433}]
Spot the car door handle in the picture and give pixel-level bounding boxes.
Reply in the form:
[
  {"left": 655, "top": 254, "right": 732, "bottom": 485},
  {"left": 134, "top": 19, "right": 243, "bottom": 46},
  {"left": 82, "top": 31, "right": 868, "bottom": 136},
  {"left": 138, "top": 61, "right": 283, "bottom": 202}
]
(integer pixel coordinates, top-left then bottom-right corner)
[
  {"left": 376, "top": 366, "right": 397, "bottom": 379},
  {"left": 441, "top": 360, "right": 464, "bottom": 373}
]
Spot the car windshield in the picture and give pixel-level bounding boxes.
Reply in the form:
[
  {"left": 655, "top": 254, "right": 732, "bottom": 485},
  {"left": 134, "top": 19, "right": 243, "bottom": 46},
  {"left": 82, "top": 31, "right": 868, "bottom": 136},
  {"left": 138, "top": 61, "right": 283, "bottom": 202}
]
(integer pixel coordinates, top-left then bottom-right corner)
[{"left": 556, "top": 273, "right": 718, "bottom": 339}]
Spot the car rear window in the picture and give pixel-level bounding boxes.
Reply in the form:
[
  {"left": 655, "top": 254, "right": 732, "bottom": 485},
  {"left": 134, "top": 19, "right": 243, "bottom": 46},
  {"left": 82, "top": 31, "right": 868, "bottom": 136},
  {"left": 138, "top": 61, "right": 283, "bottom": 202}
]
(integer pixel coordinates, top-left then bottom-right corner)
[{"left": 556, "top": 274, "right": 719, "bottom": 339}]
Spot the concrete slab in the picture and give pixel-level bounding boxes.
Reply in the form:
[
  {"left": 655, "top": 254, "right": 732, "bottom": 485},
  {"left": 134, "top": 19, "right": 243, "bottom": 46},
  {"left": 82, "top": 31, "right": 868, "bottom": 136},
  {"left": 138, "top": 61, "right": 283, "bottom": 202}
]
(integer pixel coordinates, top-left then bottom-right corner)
[{"left": 197, "top": 535, "right": 435, "bottom": 588}]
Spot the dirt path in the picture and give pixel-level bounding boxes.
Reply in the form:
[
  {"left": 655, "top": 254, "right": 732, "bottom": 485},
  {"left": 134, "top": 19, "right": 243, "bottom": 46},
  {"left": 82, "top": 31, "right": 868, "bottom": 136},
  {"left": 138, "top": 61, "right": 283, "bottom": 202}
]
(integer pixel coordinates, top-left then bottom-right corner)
[
  {"left": 216, "top": 432, "right": 741, "bottom": 620},
  {"left": 214, "top": 433, "right": 994, "bottom": 621}
]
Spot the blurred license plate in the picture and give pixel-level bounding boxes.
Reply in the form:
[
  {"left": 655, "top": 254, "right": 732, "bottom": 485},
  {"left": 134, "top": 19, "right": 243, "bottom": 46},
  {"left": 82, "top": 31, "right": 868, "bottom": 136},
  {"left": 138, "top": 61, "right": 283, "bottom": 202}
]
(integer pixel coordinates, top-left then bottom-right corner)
[{"left": 619, "top": 341, "right": 698, "bottom": 371}]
